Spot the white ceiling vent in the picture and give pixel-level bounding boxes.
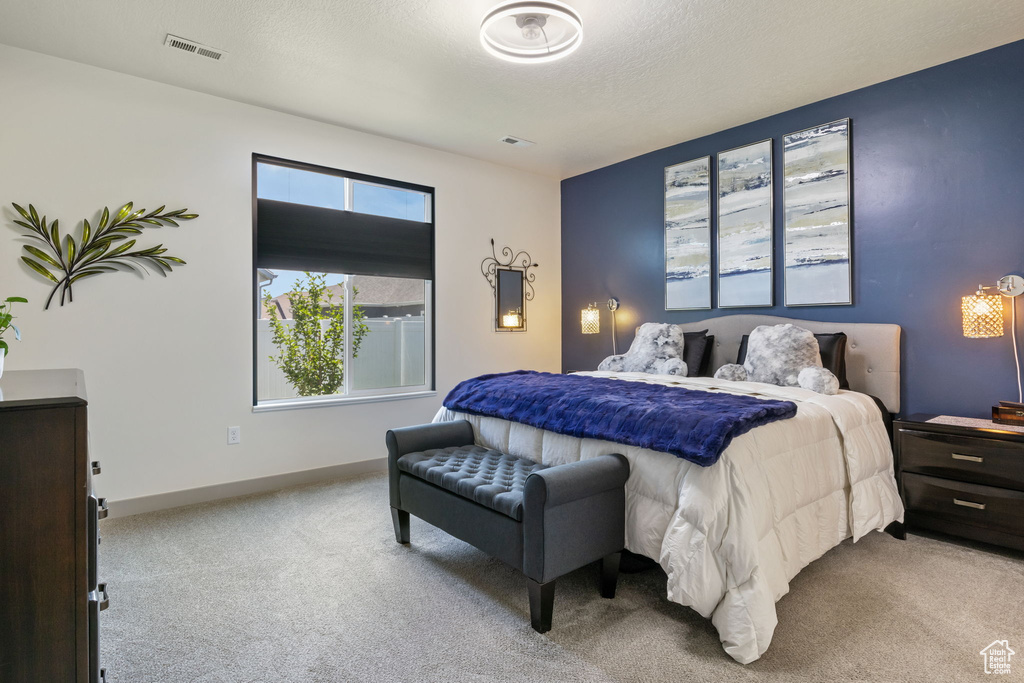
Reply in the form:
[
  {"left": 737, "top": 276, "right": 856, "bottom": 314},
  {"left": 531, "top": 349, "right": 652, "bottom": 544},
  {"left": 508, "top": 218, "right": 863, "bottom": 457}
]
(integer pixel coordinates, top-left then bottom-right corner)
[
  {"left": 164, "top": 34, "right": 226, "bottom": 61},
  {"left": 499, "top": 135, "right": 535, "bottom": 148}
]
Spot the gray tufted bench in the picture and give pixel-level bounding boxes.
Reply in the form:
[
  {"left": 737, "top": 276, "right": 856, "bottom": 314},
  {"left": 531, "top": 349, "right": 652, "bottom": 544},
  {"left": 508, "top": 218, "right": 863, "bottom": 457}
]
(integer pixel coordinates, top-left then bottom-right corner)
[{"left": 386, "top": 420, "right": 629, "bottom": 633}]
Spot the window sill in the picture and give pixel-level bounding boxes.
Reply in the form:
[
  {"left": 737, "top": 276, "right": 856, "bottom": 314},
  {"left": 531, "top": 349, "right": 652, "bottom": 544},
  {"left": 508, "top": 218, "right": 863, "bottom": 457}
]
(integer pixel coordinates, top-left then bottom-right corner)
[{"left": 253, "top": 390, "right": 437, "bottom": 413}]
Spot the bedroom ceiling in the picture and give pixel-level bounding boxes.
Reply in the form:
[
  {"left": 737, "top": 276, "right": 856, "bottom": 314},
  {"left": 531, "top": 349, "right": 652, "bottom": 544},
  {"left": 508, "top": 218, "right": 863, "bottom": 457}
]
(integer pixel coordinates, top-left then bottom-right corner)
[{"left": 0, "top": 0, "right": 1022, "bottom": 179}]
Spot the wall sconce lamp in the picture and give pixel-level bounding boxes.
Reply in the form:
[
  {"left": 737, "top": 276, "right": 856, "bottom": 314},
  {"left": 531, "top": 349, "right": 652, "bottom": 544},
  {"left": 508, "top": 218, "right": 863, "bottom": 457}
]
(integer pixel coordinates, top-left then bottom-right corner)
[
  {"left": 581, "top": 298, "right": 620, "bottom": 354},
  {"left": 962, "top": 274, "right": 1024, "bottom": 404}
]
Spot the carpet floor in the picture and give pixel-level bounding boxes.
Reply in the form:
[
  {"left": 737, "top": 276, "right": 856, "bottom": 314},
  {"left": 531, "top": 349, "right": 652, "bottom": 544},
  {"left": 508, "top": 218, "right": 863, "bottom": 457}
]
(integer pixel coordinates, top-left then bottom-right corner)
[{"left": 100, "top": 472, "right": 1024, "bottom": 682}]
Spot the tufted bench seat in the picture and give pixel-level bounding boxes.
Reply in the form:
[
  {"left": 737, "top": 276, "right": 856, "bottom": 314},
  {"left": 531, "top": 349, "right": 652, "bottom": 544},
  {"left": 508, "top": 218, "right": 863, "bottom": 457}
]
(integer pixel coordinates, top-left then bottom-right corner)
[
  {"left": 387, "top": 420, "right": 629, "bottom": 633},
  {"left": 396, "top": 445, "right": 546, "bottom": 520}
]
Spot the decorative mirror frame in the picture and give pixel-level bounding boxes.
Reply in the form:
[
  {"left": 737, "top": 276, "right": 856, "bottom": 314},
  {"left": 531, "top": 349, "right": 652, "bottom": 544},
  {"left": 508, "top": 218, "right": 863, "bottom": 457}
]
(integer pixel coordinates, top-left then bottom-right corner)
[{"left": 481, "top": 239, "right": 538, "bottom": 332}]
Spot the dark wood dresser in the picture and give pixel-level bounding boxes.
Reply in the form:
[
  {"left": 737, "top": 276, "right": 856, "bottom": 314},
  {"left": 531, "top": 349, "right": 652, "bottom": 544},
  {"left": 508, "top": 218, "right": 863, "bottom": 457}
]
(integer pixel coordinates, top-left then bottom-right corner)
[
  {"left": 894, "top": 414, "right": 1024, "bottom": 551},
  {"left": 0, "top": 369, "right": 107, "bottom": 682}
]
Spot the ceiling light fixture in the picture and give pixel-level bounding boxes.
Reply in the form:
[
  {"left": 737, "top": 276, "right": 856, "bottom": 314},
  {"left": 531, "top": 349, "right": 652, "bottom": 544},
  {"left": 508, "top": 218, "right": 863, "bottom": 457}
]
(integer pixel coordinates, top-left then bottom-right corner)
[{"left": 480, "top": 1, "right": 583, "bottom": 64}]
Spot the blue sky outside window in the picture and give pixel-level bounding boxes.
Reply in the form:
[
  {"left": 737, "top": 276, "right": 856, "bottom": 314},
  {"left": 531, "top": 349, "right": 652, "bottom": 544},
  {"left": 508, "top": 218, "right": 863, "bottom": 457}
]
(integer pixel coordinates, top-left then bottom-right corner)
[
  {"left": 256, "top": 164, "right": 345, "bottom": 210},
  {"left": 353, "top": 182, "right": 426, "bottom": 221}
]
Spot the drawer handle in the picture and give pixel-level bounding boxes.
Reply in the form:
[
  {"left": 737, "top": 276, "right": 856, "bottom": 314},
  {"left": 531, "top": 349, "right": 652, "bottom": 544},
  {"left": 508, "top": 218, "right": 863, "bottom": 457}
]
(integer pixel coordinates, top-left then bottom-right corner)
[
  {"left": 951, "top": 453, "right": 984, "bottom": 463},
  {"left": 953, "top": 498, "right": 986, "bottom": 510},
  {"left": 98, "top": 583, "right": 109, "bottom": 611},
  {"left": 92, "top": 461, "right": 102, "bottom": 475},
  {"left": 97, "top": 498, "right": 108, "bottom": 520}
]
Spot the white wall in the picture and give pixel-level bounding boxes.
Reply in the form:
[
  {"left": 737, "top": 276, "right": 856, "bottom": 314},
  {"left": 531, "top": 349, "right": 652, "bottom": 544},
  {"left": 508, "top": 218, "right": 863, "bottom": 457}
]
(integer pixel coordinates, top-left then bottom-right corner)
[{"left": 0, "top": 45, "right": 561, "bottom": 503}]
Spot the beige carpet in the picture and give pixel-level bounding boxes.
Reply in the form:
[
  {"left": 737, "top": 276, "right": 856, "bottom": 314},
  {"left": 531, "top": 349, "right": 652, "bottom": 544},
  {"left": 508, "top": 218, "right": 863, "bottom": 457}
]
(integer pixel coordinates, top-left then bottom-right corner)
[{"left": 99, "top": 472, "right": 1024, "bottom": 682}]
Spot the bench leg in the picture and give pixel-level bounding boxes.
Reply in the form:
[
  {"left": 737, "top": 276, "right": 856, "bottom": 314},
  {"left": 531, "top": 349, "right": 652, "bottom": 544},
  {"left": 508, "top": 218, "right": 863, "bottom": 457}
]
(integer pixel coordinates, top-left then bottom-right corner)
[
  {"left": 391, "top": 507, "right": 410, "bottom": 544},
  {"left": 600, "top": 552, "right": 621, "bottom": 599},
  {"left": 527, "top": 579, "right": 555, "bottom": 633}
]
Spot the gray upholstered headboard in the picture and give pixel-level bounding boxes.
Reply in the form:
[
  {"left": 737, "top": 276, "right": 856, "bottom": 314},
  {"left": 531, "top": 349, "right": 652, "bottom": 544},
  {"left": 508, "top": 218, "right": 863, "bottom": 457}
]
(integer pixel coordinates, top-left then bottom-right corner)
[{"left": 669, "top": 315, "right": 902, "bottom": 413}]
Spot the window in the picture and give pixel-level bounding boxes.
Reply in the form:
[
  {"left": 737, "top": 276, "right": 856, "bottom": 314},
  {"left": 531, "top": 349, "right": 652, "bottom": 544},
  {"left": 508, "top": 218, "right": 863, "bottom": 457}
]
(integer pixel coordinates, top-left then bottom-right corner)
[{"left": 253, "top": 155, "right": 434, "bottom": 408}]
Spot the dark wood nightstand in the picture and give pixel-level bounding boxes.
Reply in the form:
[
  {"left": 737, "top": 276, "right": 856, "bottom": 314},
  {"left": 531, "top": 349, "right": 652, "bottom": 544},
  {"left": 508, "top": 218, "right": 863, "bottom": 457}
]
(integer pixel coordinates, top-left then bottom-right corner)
[{"left": 894, "top": 414, "right": 1024, "bottom": 551}]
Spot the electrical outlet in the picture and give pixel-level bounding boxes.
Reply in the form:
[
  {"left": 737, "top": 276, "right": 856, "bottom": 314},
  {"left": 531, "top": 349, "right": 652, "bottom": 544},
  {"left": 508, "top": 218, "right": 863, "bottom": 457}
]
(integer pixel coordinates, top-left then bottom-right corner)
[{"left": 227, "top": 426, "right": 241, "bottom": 445}]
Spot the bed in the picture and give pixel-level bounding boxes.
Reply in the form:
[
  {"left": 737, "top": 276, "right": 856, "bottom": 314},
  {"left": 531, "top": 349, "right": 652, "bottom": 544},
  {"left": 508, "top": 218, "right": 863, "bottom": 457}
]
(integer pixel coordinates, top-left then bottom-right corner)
[{"left": 433, "top": 314, "right": 904, "bottom": 664}]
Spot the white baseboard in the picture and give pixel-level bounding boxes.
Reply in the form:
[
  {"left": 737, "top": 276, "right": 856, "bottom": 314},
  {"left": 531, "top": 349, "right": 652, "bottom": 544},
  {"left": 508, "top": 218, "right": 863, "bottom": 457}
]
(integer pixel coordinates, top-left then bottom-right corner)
[{"left": 107, "top": 457, "right": 387, "bottom": 518}]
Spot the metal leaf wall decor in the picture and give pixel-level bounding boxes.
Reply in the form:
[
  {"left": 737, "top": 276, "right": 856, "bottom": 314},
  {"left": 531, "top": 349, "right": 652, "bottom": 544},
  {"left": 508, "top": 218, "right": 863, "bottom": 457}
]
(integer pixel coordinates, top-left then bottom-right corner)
[{"left": 10, "top": 201, "right": 198, "bottom": 309}]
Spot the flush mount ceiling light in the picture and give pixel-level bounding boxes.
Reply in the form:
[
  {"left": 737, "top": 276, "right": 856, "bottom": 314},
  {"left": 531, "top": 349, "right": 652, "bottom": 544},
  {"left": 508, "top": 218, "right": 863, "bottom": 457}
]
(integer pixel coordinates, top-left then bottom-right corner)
[{"left": 480, "top": 1, "right": 583, "bottom": 64}]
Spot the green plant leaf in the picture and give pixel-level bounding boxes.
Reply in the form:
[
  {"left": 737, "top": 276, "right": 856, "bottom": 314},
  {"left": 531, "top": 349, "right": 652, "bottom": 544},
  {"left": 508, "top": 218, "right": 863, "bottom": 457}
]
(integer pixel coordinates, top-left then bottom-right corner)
[
  {"left": 65, "top": 234, "right": 76, "bottom": 264},
  {"left": 0, "top": 340, "right": 8, "bottom": 356},
  {"left": 29, "top": 204, "right": 39, "bottom": 224},
  {"left": 82, "top": 219, "right": 91, "bottom": 246},
  {"left": 4, "top": 297, "right": 28, "bottom": 303},
  {"left": 21, "top": 256, "right": 60, "bottom": 283},
  {"left": 164, "top": 257, "right": 186, "bottom": 264},
  {"left": 109, "top": 239, "right": 136, "bottom": 256},
  {"left": 13, "top": 203, "right": 31, "bottom": 222},
  {"left": 99, "top": 207, "right": 110, "bottom": 230},
  {"left": 69, "top": 269, "right": 110, "bottom": 284},
  {"left": 179, "top": 214, "right": 198, "bottom": 220},
  {"left": 24, "top": 245, "right": 62, "bottom": 269},
  {"left": 50, "top": 220, "right": 62, "bottom": 258},
  {"left": 113, "top": 202, "right": 133, "bottom": 224}
]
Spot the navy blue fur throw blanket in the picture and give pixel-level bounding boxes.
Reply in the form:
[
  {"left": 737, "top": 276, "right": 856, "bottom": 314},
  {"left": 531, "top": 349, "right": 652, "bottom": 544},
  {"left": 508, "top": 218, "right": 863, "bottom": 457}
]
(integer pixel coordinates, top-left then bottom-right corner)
[{"left": 443, "top": 371, "right": 797, "bottom": 467}]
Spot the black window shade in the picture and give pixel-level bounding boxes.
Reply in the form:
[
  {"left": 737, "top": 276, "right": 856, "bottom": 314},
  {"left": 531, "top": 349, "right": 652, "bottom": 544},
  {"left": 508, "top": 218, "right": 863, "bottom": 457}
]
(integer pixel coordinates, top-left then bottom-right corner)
[{"left": 256, "top": 198, "right": 433, "bottom": 280}]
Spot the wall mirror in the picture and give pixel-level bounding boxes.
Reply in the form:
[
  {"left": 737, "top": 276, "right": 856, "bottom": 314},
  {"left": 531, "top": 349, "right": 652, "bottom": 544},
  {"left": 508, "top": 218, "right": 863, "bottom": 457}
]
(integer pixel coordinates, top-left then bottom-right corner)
[
  {"left": 481, "top": 239, "right": 538, "bottom": 333},
  {"left": 496, "top": 268, "right": 525, "bottom": 330}
]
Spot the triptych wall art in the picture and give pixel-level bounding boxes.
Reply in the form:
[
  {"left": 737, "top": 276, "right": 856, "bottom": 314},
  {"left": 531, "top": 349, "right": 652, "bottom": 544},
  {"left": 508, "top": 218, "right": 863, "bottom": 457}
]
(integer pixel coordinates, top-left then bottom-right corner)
[
  {"left": 782, "top": 119, "right": 852, "bottom": 306},
  {"left": 664, "top": 157, "right": 711, "bottom": 310},
  {"left": 717, "top": 139, "right": 773, "bottom": 308},
  {"left": 664, "top": 118, "right": 851, "bottom": 310}
]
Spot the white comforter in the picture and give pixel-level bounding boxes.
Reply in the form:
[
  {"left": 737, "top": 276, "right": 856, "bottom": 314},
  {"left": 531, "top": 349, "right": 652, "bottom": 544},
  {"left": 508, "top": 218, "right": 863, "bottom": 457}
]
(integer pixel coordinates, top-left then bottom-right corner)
[{"left": 433, "top": 371, "right": 904, "bottom": 663}]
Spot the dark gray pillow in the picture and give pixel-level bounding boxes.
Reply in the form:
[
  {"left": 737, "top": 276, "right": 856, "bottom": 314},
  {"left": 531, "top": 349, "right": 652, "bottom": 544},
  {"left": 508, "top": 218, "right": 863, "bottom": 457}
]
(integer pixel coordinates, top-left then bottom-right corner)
[
  {"left": 700, "top": 335, "right": 715, "bottom": 376},
  {"left": 682, "top": 330, "right": 709, "bottom": 377},
  {"left": 737, "top": 332, "right": 849, "bottom": 389}
]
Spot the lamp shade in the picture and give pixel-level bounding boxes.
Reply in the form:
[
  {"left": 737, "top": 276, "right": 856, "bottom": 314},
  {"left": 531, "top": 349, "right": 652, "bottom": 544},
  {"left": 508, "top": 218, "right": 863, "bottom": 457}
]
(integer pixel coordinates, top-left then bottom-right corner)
[
  {"left": 962, "top": 293, "right": 1004, "bottom": 338},
  {"left": 581, "top": 305, "right": 600, "bottom": 334},
  {"left": 502, "top": 311, "right": 522, "bottom": 328}
]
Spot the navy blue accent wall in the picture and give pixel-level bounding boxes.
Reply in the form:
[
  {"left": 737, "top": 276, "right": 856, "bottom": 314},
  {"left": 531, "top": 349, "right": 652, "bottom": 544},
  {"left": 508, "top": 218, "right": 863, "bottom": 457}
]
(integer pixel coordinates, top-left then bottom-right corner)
[{"left": 561, "top": 39, "right": 1024, "bottom": 418}]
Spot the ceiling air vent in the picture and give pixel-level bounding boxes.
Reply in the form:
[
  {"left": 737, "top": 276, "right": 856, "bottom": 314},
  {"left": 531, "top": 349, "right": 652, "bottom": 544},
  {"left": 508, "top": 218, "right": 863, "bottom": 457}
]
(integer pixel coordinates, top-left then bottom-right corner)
[
  {"left": 499, "top": 135, "right": 535, "bottom": 148},
  {"left": 164, "top": 34, "right": 226, "bottom": 61}
]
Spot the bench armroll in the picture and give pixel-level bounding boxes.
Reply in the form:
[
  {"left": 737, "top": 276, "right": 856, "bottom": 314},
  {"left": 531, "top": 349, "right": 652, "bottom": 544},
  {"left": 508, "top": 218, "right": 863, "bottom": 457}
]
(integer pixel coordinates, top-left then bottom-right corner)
[
  {"left": 386, "top": 420, "right": 475, "bottom": 508},
  {"left": 523, "top": 453, "right": 629, "bottom": 509}
]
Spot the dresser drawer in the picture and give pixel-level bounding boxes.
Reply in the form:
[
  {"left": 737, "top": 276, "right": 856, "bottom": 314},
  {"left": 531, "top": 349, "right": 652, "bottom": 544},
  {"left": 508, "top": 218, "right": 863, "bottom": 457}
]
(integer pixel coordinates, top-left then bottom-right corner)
[
  {"left": 902, "top": 472, "right": 1024, "bottom": 537},
  {"left": 898, "top": 429, "right": 1024, "bottom": 490}
]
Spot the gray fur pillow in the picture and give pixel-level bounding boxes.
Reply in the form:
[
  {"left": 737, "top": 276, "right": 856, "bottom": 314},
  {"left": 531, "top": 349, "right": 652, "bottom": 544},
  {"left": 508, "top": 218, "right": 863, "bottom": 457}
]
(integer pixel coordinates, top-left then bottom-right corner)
[
  {"left": 598, "top": 322, "right": 688, "bottom": 376},
  {"left": 744, "top": 324, "right": 822, "bottom": 386},
  {"left": 798, "top": 367, "right": 840, "bottom": 395},
  {"left": 714, "top": 364, "right": 748, "bottom": 382},
  {"left": 714, "top": 324, "right": 839, "bottom": 395}
]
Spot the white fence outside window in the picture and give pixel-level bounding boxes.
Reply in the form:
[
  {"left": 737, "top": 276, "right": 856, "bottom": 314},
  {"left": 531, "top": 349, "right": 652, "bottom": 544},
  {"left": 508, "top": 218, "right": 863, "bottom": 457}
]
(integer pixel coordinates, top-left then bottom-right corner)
[{"left": 256, "top": 316, "right": 425, "bottom": 401}]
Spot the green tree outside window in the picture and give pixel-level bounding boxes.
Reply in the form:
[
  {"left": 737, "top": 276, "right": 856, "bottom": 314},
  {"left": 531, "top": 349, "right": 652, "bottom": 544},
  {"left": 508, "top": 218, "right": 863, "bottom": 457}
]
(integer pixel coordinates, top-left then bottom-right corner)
[{"left": 263, "top": 272, "right": 370, "bottom": 396}]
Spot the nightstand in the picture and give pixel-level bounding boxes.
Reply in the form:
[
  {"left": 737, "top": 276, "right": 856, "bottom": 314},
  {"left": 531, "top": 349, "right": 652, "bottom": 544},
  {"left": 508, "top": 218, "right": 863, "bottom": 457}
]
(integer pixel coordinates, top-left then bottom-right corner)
[{"left": 894, "top": 414, "right": 1024, "bottom": 551}]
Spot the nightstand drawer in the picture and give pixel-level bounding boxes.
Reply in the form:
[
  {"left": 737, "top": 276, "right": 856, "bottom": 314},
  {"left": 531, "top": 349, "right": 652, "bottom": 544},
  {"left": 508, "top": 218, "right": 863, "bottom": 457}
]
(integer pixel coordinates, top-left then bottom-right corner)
[
  {"left": 902, "top": 473, "right": 1024, "bottom": 537},
  {"left": 898, "top": 429, "right": 1024, "bottom": 490}
]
